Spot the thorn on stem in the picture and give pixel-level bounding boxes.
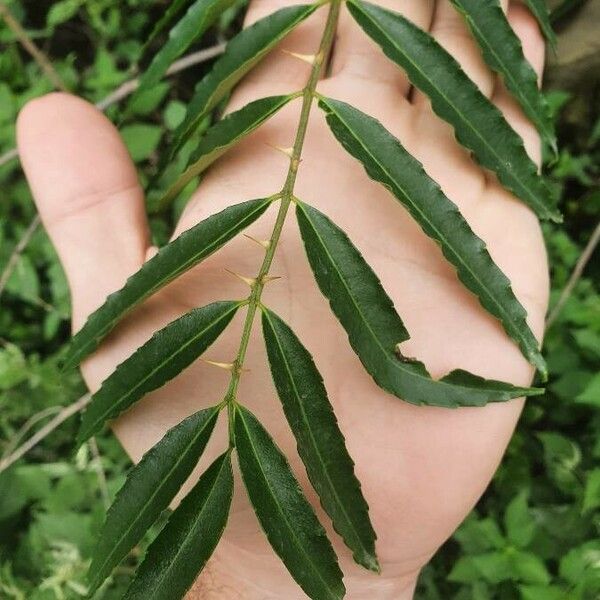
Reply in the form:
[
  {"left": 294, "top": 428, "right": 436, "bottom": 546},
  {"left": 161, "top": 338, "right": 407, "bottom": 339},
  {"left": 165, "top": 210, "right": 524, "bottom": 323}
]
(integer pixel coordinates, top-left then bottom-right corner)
[
  {"left": 282, "top": 50, "right": 318, "bottom": 65},
  {"left": 260, "top": 275, "right": 282, "bottom": 285},
  {"left": 266, "top": 142, "right": 295, "bottom": 159},
  {"left": 225, "top": 269, "right": 257, "bottom": 287},
  {"left": 243, "top": 234, "right": 271, "bottom": 250},
  {"left": 201, "top": 359, "right": 236, "bottom": 371}
]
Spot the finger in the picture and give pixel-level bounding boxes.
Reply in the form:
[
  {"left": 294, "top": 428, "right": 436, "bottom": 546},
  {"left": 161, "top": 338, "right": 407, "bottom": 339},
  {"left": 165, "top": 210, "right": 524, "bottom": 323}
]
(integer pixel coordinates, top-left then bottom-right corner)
[
  {"left": 491, "top": 2, "right": 546, "bottom": 167},
  {"left": 413, "top": 0, "right": 509, "bottom": 105},
  {"left": 331, "top": 0, "right": 435, "bottom": 92},
  {"left": 16, "top": 93, "right": 150, "bottom": 329},
  {"left": 241, "top": 0, "right": 329, "bottom": 93}
]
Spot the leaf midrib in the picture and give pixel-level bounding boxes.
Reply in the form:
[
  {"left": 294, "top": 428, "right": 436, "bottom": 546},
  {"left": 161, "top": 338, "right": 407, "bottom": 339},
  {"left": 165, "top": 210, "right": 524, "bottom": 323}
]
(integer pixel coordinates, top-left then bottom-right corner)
[
  {"left": 73, "top": 201, "right": 268, "bottom": 362},
  {"left": 352, "top": 1, "right": 545, "bottom": 214},
  {"left": 149, "top": 457, "right": 229, "bottom": 595},
  {"left": 263, "top": 311, "right": 369, "bottom": 556},
  {"left": 83, "top": 304, "right": 237, "bottom": 438},
  {"left": 237, "top": 409, "right": 340, "bottom": 598},
  {"left": 298, "top": 204, "right": 449, "bottom": 396},
  {"left": 91, "top": 409, "right": 217, "bottom": 587},
  {"left": 323, "top": 102, "right": 537, "bottom": 365},
  {"left": 457, "top": 2, "right": 549, "bottom": 137}
]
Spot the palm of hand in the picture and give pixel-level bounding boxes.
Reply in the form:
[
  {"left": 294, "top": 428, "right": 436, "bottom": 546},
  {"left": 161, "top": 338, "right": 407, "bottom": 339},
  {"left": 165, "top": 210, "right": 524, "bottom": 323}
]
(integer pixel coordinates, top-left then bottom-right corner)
[{"left": 17, "top": 1, "right": 549, "bottom": 597}]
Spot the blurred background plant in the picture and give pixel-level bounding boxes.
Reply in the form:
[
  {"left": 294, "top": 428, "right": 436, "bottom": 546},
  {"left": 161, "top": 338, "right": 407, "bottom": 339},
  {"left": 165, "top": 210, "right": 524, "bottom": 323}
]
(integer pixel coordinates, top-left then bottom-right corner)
[{"left": 0, "top": 0, "right": 597, "bottom": 598}]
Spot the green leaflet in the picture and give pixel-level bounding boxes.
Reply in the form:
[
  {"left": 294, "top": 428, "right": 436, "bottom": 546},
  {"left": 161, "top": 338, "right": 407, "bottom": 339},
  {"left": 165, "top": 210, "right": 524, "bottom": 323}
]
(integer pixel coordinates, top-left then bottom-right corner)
[
  {"left": 524, "top": 0, "right": 557, "bottom": 49},
  {"left": 318, "top": 96, "right": 547, "bottom": 378},
  {"left": 171, "top": 3, "right": 319, "bottom": 156},
  {"left": 261, "top": 308, "right": 378, "bottom": 572},
  {"left": 159, "top": 94, "right": 296, "bottom": 210},
  {"left": 77, "top": 301, "right": 238, "bottom": 445},
  {"left": 134, "top": 0, "right": 234, "bottom": 99},
  {"left": 451, "top": 0, "right": 556, "bottom": 153},
  {"left": 64, "top": 198, "right": 271, "bottom": 369},
  {"left": 296, "top": 201, "right": 543, "bottom": 407},
  {"left": 88, "top": 407, "right": 219, "bottom": 594},
  {"left": 234, "top": 405, "right": 345, "bottom": 600},
  {"left": 123, "top": 452, "right": 233, "bottom": 600},
  {"left": 346, "top": 0, "right": 561, "bottom": 223},
  {"left": 144, "top": 0, "right": 192, "bottom": 50}
]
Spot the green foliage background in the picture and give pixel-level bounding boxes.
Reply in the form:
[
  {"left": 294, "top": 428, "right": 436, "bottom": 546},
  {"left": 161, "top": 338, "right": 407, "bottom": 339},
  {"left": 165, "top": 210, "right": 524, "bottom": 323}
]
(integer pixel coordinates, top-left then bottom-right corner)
[{"left": 0, "top": 1, "right": 597, "bottom": 598}]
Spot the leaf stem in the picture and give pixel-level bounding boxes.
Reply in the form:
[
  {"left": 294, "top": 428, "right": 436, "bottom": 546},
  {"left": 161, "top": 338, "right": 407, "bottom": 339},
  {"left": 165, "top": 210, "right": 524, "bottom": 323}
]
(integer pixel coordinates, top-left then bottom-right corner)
[{"left": 224, "top": 0, "right": 341, "bottom": 444}]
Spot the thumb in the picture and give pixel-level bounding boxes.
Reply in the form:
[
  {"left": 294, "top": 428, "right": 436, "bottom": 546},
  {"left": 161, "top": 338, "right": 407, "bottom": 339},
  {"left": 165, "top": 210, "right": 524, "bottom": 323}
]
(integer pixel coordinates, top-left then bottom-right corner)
[{"left": 16, "top": 93, "right": 150, "bottom": 330}]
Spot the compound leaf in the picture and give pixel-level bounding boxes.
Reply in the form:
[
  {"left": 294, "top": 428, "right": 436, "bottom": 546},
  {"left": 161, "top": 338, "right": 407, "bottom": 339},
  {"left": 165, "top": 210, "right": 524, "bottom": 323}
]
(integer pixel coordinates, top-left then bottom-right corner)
[
  {"left": 88, "top": 406, "right": 220, "bottom": 594},
  {"left": 347, "top": 0, "right": 560, "bottom": 223},
  {"left": 123, "top": 452, "right": 233, "bottom": 600},
  {"left": 318, "top": 96, "right": 546, "bottom": 378},
  {"left": 262, "top": 307, "right": 378, "bottom": 572},
  {"left": 172, "top": 3, "right": 319, "bottom": 156},
  {"left": 64, "top": 198, "right": 271, "bottom": 369},
  {"left": 78, "top": 301, "right": 238, "bottom": 444},
  {"left": 296, "top": 200, "right": 543, "bottom": 407},
  {"left": 451, "top": 0, "right": 556, "bottom": 153},
  {"left": 135, "top": 0, "right": 234, "bottom": 98},
  {"left": 160, "top": 94, "right": 295, "bottom": 209},
  {"left": 234, "top": 405, "right": 345, "bottom": 600},
  {"left": 524, "top": 0, "right": 557, "bottom": 49}
]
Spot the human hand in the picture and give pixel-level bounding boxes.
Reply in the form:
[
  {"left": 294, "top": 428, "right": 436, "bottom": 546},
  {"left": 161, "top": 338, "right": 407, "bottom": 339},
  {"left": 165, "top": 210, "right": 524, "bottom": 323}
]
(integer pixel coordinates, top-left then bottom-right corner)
[{"left": 17, "top": 0, "right": 549, "bottom": 597}]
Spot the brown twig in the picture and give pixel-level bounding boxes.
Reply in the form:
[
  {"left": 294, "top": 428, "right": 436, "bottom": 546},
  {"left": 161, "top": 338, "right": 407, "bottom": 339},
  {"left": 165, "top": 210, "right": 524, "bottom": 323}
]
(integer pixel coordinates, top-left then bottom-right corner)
[
  {"left": 1, "top": 405, "right": 62, "bottom": 458},
  {"left": 0, "top": 42, "right": 227, "bottom": 293},
  {"left": 0, "top": 214, "right": 40, "bottom": 300},
  {"left": 0, "top": 394, "right": 91, "bottom": 473},
  {"left": 0, "top": 42, "right": 226, "bottom": 168},
  {"left": 546, "top": 219, "right": 600, "bottom": 329},
  {"left": 95, "top": 43, "right": 226, "bottom": 110},
  {"left": 0, "top": 1, "right": 68, "bottom": 91}
]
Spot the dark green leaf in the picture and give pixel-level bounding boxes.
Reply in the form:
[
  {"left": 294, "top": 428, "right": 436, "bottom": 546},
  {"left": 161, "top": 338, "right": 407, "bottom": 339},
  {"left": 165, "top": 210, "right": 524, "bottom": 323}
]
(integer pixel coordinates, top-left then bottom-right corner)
[
  {"left": 318, "top": 97, "right": 547, "bottom": 378},
  {"left": 296, "top": 201, "right": 543, "bottom": 407},
  {"left": 450, "top": 0, "right": 556, "bottom": 153},
  {"left": 504, "top": 490, "right": 535, "bottom": 548},
  {"left": 78, "top": 301, "right": 238, "bottom": 444},
  {"left": 64, "top": 198, "right": 271, "bottom": 369},
  {"left": 261, "top": 308, "right": 378, "bottom": 572},
  {"left": 134, "top": 0, "right": 234, "bottom": 98},
  {"left": 88, "top": 406, "right": 220, "bottom": 594},
  {"left": 346, "top": 0, "right": 560, "bottom": 223},
  {"left": 234, "top": 405, "right": 345, "bottom": 600},
  {"left": 123, "top": 451, "right": 233, "bottom": 600},
  {"left": 172, "top": 3, "right": 319, "bottom": 155},
  {"left": 160, "top": 94, "right": 295, "bottom": 209},
  {"left": 524, "top": 0, "right": 557, "bottom": 49}
]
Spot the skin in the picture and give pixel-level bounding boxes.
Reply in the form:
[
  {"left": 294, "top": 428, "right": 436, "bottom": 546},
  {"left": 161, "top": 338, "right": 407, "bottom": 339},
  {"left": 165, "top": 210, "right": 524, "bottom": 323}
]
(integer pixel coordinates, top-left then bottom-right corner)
[{"left": 16, "top": 0, "right": 549, "bottom": 598}]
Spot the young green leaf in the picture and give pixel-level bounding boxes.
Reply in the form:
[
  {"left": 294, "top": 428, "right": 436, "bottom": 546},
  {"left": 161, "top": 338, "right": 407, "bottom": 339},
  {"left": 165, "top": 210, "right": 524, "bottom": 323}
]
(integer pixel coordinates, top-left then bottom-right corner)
[
  {"left": 450, "top": 0, "right": 556, "bottom": 153},
  {"left": 78, "top": 301, "right": 238, "bottom": 444},
  {"left": 64, "top": 198, "right": 271, "bottom": 369},
  {"left": 88, "top": 406, "right": 220, "bottom": 594},
  {"left": 234, "top": 405, "right": 345, "bottom": 600},
  {"left": 123, "top": 451, "right": 233, "bottom": 600},
  {"left": 159, "top": 94, "right": 296, "bottom": 209},
  {"left": 296, "top": 201, "right": 543, "bottom": 407},
  {"left": 346, "top": 0, "right": 560, "bottom": 223},
  {"left": 524, "top": 0, "right": 557, "bottom": 49},
  {"left": 261, "top": 307, "right": 378, "bottom": 572},
  {"left": 145, "top": 0, "right": 193, "bottom": 50},
  {"left": 134, "top": 0, "right": 234, "bottom": 98},
  {"left": 318, "top": 97, "right": 546, "bottom": 378},
  {"left": 172, "top": 3, "right": 320, "bottom": 156}
]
